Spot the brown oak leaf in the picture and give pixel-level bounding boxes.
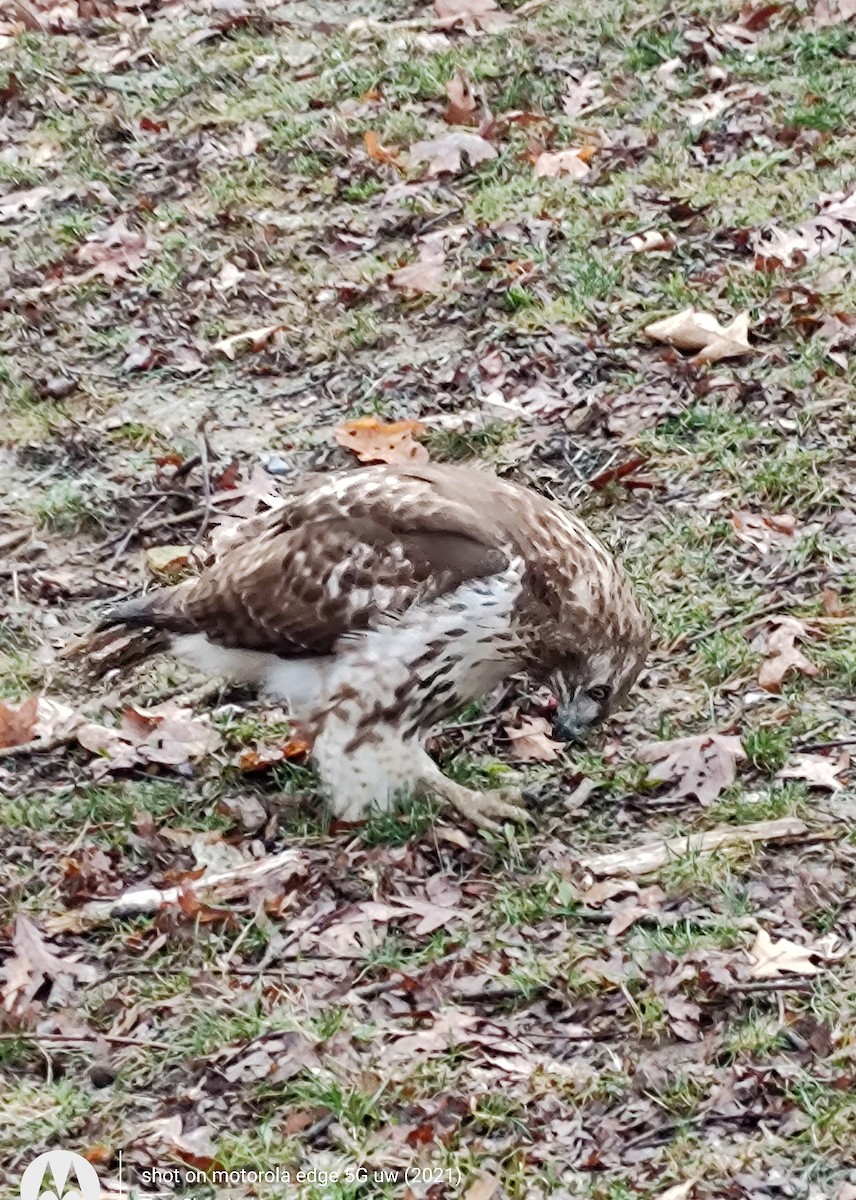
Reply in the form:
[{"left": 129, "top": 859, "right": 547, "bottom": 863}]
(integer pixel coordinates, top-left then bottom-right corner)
[
  {"left": 408, "top": 132, "right": 496, "bottom": 177},
  {"left": 638, "top": 732, "right": 746, "bottom": 805},
  {"left": 433, "top": 0, "right": 512, "bottom": 34},
  {"left": 334, "top": 416, "right": 429, "bottom": 465},
  {"left": 758, "top": 617, "right": 819, "bottom": 693},
  {"left": 390, "top": 247, "right": 445, "bottom": 295},
  {"left": 504, "top": 714, "right": 562, "bottom": 762}
]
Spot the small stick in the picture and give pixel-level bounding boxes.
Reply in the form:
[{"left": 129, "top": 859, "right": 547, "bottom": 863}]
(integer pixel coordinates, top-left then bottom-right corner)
[
  {"left": 793, "top": 737, "right": 856, "bottom": 753},
  {"left": 673, "top": 600, "right": 796, "bottom": 650},
  {"left": 106, "top": 495, "right": 169, "bottom": 570},
  {"left": 190, "top": 416, "right": 214, "bottom": 549},
  {"left": 5, "top": 0, "right": 43, "bottom": 29},
  {"left": 0, "top": 1031, "right": 172, "bottom": 1051}
]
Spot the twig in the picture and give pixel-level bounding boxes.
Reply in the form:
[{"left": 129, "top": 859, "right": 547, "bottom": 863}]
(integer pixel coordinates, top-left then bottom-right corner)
[
  {"left": 673, "top": 600, "right": 796, "bottom": 651},
  {"left": 0, "top": 562, "right": 46, "bottom": 579},
  {"left": 98, "top": 956, "right": 365, "bottom": 982},
  {"left": 44, "top": 847, "right": 308, "bottom": 932},
  {"left": 106, "top": 495, "right": 169, "bottom": 570},
  {"left": 726, "top": 979, "right": 814, "bottom": 994},
  {"left": 304, "top": 1112, "right": 335, "bottom": 1141},
  {"left": 136, "top": 489, "right": 243, "bottom": 536},
  {"left": 137, "top": 504, "right": 210, "bottom": 534},
  {"left": 168, "top": 453, "right": 202, "bottom": 483},
  {"left": 442, "top": 713, "right": 500, "bottom": 734},
  {"left": 5, "top": 0, "right": 43, "bottom": 29},
  {"left": 792, "top": 737, "right": 856, "bottom": 753},
  {"left": 0, "top": 1031, "right": 172, "bottom": 1051},
  {"left": 577, "top": 817, "right": 809, "bottom": 878},
  {"left": 190, "top": 414, "right": 216, "bottom": 549}
]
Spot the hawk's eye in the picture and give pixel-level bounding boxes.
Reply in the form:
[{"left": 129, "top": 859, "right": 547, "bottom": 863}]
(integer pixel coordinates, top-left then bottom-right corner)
[{"left": 587, "top": 685, "right": 611, "bottom": 705}]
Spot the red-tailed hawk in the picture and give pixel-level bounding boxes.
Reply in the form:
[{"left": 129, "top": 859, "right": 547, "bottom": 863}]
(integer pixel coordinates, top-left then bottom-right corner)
[{"left": 98, "top": 464, "right": 650, "bottom": 828}]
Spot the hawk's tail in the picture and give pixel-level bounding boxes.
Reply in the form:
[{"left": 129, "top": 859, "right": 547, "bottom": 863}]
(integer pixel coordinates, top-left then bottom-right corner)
[
  {"left": 63, "top": 592, "right": 186, "bottom": 677},
  {"left": 96, "top": 595, "right": 174, "bottom": 632},
  {"left": 95, "top": 590, "right": 192, "bottom": 634}
]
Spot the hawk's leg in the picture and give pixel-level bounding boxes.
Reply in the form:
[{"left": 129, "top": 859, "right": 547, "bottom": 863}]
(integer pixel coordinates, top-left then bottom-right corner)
[
  {"left": 313, "top": 724, "right": 529, "bottom": 830},
  {"left": 313, "top": 721, "right": 428, "bottom": 821},
  {"left": 413, "top": 756, "right": 530, "bottom": 831}
]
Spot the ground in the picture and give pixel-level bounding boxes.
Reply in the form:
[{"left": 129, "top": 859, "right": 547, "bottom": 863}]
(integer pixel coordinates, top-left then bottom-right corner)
[{"left": 1, "top": 0, "right": 856, "bottom": 1196}]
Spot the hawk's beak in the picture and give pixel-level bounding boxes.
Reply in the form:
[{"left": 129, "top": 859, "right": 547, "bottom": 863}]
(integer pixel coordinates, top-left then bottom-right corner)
[{"left": 552, "top": 707, "right": 589, "bottom": 744}]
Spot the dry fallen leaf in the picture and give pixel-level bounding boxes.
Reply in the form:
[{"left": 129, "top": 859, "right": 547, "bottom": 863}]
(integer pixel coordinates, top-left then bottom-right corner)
[
  {"left": 748, "top": 928, "right": 822, "bottom": 978},
  {"left": 77, "top": 702, "right": 221, "bottom": 778},
  {"left": 0, "top": 695, "right": 39, "bottom": 748},
  {"left": 532, "top": 147, "right": 592, "bottom": 180},
  {"left": 644, "top": 308, "right": 751, "bottom": 361},
  {"left": 754, "top": 216, "right": 851, "bottom": 271},
  {"left": 364, "top": 130, "right": 400, "bottom": 165},
  {"left": 504, "top": 714, "right": 562, "bottom": 762},
  {"left": 580, "top": 878, "right": 639, "bottom": 906},
  {"left": 821, "top": 586, "right": 846, "bottom": 616},
  {"left": 433, "top": 0, "right": 512, "bottom": 34},
  {"left": 562, "top": 72, "right": 604, "bottom": 116},
  {"left": 213, "top": 260, "right": 244, "bottom": 292},
  {"left": 0, "top": 695, "right": 79, "bottom": 748},
  {"left": 235, "top": 737, "right": 311, "bottom": 770},
  {"left": 2, "top": 914, "right": 99, "bottom": 1017},
  {"left": 758, "top": 617, "right": 819, "bottom": 693},
  {"left": 777, "top": 752, "right": 848, "bottom": 791},
  {"left": 390, "top": 247, "right": 446, "bottom": 295},
  {"left": 444, "top": 71, "right": 478, "bottom": 125},
  {"left": 656, "top": 57, "right": 684, "bottom": 88},
  {"left": 626, "top": 229, "right": 677, "bottom": 254},
  {"left": 0, "top": 184, "right": 53, "bottom": 222},
  {"left": 638, "top": 732, "right": 746, "bottom": 805},
  {"left": 408, "top": 131, "right": 496, "bottom": 177},
  {"left": 212, "top": 322, "right": 285, "bottom": 360},
  {"left": 463, "top": 1172, "right": 501, "bottom": 1200},
  {"left": 684, "top": 91, "right": 736, "bottom": 127},
  {"left": 144, "top": 544, "right": 192, "bottom": 579},
  {"left": 731, "top": 509, "right": 797, "bottom": 553},
  {"left": 334, "top": 416, "right": 429, "bottom": 465},
  {"left": 655, "top": 1180, "right": 697, "bottom": 1200},
  {"left": 805, "top": 0, "right": 856, "bottom": 25},
  {"left": 606, "top": 903, "right": 652, "bottom": 937},
  {"left": 76, "top": 217, "right": 160, "bottom": 285}
]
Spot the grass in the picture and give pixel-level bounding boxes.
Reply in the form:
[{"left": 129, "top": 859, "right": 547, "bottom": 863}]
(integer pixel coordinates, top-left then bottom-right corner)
[{"left": 1, "top": 0, "right": 855, "bottom": 1195}]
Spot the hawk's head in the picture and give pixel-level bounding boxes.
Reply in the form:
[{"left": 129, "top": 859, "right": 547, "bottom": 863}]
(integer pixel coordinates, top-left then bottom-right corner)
[{"left": 549, "top": 628, "right": 650, "bottom": 743}]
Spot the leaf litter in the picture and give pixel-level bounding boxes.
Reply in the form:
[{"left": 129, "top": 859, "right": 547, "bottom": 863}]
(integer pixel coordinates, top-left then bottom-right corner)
[{"left": 2, "top": 0, "right": 856, "bottom": 1190}]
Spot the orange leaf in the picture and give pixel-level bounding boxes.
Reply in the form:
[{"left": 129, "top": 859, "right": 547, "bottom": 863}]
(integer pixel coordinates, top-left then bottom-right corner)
[
  {"left": 334, "top": 416, "right": 429, "bottom": 465},
  {"left": 282, "top": 736, "right": 311, "bottom": 759},
  {"left": 364, "top": 130, "right": 399, "bottom": 166},
  {"left": 0, "top": 696, "right": 39, "bottom": 748}
]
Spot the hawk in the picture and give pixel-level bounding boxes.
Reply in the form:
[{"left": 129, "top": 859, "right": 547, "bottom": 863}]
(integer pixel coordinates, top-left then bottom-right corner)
[{"left": 98, "top": 463, "right": 650, "bottom": 828}]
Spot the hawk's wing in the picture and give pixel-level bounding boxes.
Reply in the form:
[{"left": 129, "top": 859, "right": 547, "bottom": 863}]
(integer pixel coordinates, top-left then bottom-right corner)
[{"left": 106, "top": 470, "right": 513, "bottom": 656}]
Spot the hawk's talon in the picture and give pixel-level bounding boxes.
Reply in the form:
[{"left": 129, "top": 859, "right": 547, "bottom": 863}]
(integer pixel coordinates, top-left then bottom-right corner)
[{"left": 439, "top": 782, "right": 532, "bottom": 831}]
